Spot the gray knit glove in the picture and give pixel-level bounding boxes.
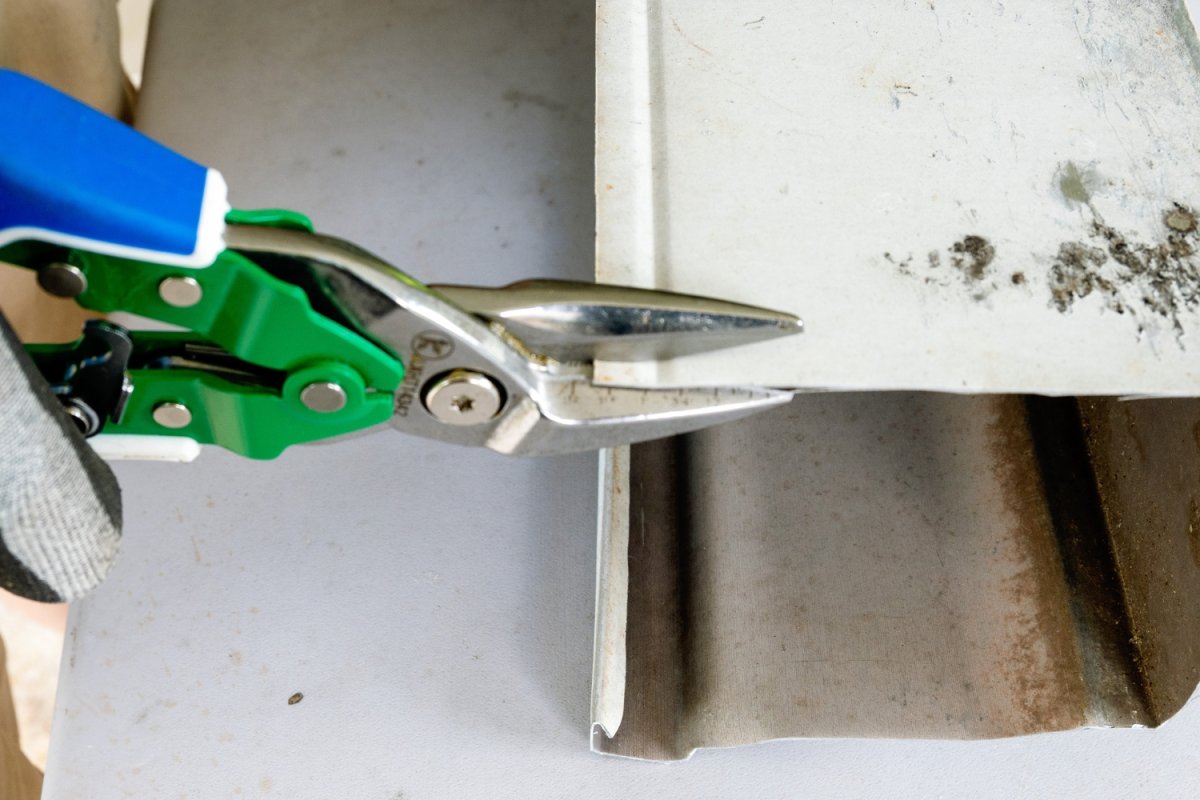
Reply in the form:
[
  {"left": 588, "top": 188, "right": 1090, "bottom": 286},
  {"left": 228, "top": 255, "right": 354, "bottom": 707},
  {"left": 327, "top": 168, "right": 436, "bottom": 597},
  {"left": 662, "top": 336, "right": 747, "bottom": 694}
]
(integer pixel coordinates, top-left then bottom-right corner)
[{"left": 0, "top": 312, "right": 121, "bottom": 601}]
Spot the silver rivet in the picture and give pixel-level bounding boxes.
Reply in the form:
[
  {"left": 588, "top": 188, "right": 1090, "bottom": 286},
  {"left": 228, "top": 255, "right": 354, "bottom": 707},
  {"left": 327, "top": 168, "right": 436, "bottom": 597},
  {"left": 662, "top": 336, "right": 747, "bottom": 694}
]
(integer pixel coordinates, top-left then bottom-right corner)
[
  {"left": 300, "top": 382, "right": 347, "bottom": 413},
  {"left": 423, "top": 370, "right": 503, "bottom": 426},
  {"left": 63, "top": 400, "right": 100, "bottom": 436},
  {"left": 152, "top": 402, "right": 192, "bottom": 429},
  {"left": 37, "top": 263, "right": 88, "bottom": 297},
  {"left": 159, "top": 276, "right": 204, "bottom": 308}
]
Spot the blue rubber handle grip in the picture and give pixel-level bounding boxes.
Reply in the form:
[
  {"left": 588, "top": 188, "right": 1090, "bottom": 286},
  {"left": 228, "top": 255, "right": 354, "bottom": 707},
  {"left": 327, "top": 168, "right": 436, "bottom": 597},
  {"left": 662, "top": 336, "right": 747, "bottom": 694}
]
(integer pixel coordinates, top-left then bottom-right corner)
[{"left": 0, "top": 69, "right": 227, "bottom": 267}]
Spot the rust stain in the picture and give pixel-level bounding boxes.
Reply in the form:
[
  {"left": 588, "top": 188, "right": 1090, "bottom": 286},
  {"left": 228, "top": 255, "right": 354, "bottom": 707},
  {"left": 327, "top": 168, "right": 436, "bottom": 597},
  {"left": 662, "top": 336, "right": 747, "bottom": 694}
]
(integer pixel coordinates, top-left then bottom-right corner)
[
  {"left": 1049, "top": 203, "right": 1200, "bottom": 342},
  {"left": 884, "top": 196, "right": 1200, "bottom": 344},
  {"left": 1048, "top": 242, "right": 1111, "bottom": 312},
  {"left": 984, "top": 398, "right": 1088, "bottom": 734},
  {"left": 950, "top": 235, "right": 996, "bottom": 281},
  {"left": 1074, "top": 399, "right": 1200, "bottom": 724},
  {"left": 888, "top": 234, "right": 998, "bottom": 298}
]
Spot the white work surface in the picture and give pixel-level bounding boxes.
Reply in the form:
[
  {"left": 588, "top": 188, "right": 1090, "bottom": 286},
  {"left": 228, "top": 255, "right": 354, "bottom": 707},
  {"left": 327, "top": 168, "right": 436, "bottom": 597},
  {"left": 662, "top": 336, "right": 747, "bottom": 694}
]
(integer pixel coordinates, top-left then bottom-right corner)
[{"left": 44, "top": 1, "right": 1200, "bottom": 797}]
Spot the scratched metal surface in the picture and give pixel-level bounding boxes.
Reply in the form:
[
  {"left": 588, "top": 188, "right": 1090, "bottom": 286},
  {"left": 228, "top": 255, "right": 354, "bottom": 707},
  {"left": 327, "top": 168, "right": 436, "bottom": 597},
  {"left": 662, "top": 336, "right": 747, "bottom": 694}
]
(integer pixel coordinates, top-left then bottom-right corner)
[
  {"left": 594, "top": 0, "right": 1200, "bottom": 396},
  {"left": 42, "top": 1, "right": 1200, "bottom": 798}
]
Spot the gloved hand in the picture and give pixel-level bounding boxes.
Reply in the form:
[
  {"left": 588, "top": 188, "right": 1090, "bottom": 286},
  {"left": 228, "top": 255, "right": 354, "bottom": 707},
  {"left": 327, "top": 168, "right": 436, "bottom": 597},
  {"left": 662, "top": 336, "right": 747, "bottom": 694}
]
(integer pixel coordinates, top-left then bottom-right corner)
[
  {"left": 0, "top": 311, "right": 121, "bottom": 602},
  {"left": 0, "top": 0, "right": 129, "bottom": 604}
]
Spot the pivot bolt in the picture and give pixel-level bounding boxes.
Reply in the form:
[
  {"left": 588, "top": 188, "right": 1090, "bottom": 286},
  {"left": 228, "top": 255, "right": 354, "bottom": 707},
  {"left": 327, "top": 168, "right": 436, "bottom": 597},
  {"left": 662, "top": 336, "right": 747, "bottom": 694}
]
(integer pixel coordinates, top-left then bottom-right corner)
[
  {"left": 38, "top": 263, "right": 87, "bottom": 297},
  {"left": 152, "top": 402, "right": 192, "bottom": 429},
  {"left": 159, "top": 276, "right": 204, "bottom": 308},
  {"left": 423, "top": 370, "right": 503, "bottom": 426},
  {"left": 300, "top": 381, "right": 347, "bottom": 413}
]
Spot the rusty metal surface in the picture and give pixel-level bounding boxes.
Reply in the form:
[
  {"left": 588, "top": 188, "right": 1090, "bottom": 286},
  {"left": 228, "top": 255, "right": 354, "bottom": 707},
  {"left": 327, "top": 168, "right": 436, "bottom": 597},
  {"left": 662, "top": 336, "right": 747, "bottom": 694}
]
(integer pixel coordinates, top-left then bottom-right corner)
[
  {"left": 1081, "top": 398, "right": 1200, "bottom": 724},
  {"left": 1026, "top": 398, "right": 1154, "bottom": 724},
  {"left": 598, "top": 393, "right": 1199, "bottom": 760}
]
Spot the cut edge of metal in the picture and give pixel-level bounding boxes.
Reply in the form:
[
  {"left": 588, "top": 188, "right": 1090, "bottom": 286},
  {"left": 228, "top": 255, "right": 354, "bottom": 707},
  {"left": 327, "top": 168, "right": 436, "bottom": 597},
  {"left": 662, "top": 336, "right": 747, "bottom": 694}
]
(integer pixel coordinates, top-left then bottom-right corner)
[
  {"left": 593, "top": 436, "right": 693, "bottom": 761},
  {"left": 590, "top": 445, "right": 630, "bottom": 744}
]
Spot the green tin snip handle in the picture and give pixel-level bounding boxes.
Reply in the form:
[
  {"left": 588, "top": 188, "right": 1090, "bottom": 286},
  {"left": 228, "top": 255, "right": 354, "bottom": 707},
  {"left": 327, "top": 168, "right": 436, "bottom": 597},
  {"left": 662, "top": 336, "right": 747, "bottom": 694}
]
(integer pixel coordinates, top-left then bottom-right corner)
[
  {"left": 16, "top": 210, "right": 404, "bottom": 459},
  {"left": 0, "top": 70, "right": 404, "bottom": 458}
]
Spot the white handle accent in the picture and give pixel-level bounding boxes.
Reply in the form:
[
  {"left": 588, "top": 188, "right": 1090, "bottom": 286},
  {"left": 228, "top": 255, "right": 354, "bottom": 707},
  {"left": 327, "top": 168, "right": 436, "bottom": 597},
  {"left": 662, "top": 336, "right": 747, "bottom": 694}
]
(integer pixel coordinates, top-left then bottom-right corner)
[{"left": 89, "top": 434, "right": 202, "bottom": 462}]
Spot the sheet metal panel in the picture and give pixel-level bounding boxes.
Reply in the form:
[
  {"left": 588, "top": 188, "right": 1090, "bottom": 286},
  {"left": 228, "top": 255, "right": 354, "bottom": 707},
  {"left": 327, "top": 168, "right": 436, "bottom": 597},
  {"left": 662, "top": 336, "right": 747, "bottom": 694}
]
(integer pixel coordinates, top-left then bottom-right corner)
[
  {"left": 594, "top": 0, "right": 1200, "bottom": 396},
  {"left": 596, "top": 395, "right": 1200, "bottom": 759}
]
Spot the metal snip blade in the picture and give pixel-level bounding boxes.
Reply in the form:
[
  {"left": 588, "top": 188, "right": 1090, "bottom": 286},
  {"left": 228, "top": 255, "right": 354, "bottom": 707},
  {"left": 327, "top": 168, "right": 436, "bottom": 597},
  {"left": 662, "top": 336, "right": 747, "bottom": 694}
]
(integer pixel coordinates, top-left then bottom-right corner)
[
  {"left": 488, "top": 377, "right": 796, "bottom": 456},
  {"left": 430, "top": 279, "right": 802, "bottom": 363}
]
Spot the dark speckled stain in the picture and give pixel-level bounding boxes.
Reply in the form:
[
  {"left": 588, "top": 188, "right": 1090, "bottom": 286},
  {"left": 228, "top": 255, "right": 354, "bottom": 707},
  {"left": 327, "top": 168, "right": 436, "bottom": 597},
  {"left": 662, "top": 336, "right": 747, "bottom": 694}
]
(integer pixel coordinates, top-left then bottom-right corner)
[
  {"left": 886, "top": 234, "right": 998, "bottom": 297},
  {"left": 950, "top": 235, "right": 996, "bottom": 281},
  {"left": 885, "top": 199, "right": 1200, "bottom": 345},
  {"left": 1048, "top": 242, "right": 1111, "bottom": 312},
  {"left": 1050, "top": 203, "right": 1200, "bottom": 342}
]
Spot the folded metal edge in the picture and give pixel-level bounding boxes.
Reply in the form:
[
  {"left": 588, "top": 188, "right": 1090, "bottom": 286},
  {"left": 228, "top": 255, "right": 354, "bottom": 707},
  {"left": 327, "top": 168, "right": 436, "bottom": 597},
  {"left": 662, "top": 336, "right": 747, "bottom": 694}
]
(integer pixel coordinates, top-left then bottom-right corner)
[{"left": 590, "top": 446, "right": 630, "bottom": 744}]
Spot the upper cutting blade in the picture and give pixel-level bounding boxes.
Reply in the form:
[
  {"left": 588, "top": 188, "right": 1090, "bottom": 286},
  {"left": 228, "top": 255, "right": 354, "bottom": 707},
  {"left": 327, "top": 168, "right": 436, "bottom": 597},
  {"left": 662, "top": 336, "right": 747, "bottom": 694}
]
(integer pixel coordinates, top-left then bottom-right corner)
[{"left": 431, "top": 279, "right": 802, "bottom": 363}]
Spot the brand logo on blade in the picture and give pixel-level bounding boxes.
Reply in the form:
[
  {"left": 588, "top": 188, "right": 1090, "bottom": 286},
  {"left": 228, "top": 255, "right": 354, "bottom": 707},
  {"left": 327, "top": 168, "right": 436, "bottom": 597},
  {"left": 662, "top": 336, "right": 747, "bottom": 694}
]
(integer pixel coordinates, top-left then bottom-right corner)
[
  {"left": 394, "top": 354, "right": 427, "bottom": 418},
  {"left": 412, "top": 332, "right": 454, "bottom": 360}
]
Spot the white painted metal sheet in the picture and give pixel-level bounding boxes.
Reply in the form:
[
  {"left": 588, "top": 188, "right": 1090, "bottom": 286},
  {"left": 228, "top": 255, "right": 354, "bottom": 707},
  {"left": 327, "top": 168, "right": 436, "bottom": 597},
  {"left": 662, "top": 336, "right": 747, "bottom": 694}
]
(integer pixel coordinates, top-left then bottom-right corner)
[{"left": 595, "top": 0, "right": 1200, "bottom": 395}]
